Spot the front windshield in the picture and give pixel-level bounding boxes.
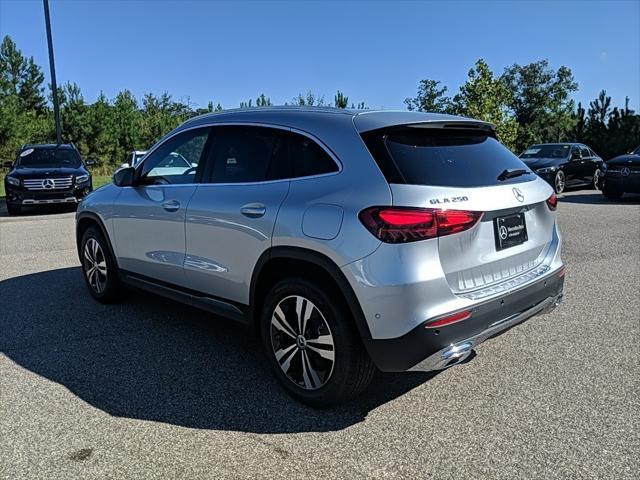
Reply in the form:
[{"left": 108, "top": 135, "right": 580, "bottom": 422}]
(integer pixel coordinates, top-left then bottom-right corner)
[
  {"left": 520, "top": 144, "right": 570, "bottom": 159},
  {"left": 633, "top": 145, "right": 640, "bottom": 155},
  {"left": 17, "top": 148, "right": 81, "bottom": 168}
]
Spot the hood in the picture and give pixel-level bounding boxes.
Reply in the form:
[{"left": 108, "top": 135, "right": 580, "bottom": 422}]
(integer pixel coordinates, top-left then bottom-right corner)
[
  {"left": 9, "top": 166, "right": 88, "bottom": 179},
  {"left": 606, "top": 154, "right": 640, "bottom": 167},
  {"left": 522, "top": 157, "right": 565, "bottom": 170}
]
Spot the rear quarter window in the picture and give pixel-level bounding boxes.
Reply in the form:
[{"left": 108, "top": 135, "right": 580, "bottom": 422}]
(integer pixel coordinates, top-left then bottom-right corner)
[{"left": 361, "top": 127, "right": 534, "bottom": 187}]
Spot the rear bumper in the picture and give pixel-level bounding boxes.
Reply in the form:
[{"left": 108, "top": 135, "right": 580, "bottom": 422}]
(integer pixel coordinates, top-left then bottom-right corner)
[{"left": 362, "top": 268, "right": 565, "bottom": 372}]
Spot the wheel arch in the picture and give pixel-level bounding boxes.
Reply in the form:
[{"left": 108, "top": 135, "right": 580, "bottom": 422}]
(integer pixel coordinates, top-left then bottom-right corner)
[
  {"left": 76, "top": 212, "right": 118, "bottom": 268},
  {"left": 250, "top": 246, "right": 372, "bottom": 339}
]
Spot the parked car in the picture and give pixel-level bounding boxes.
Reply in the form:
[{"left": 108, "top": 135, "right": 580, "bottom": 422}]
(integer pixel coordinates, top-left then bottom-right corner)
[
  {"left": 599, "top": 145, "right": 640, "bottom": 199},
  {"left": 3, "top": 143, "right": 94, "bottom": 215},
  {"left": 519, "top": 143, "right": 603, "bottom": 194},
  {"left": 75, "top": 108, "right": 565, "bottom": 407},
  {"left": 121, "top": 150, "right": 147, "bottom": 168}
]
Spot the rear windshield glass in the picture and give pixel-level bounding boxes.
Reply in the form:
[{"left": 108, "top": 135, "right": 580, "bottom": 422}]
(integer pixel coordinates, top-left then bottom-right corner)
[
  {"left": 361, "top": 127, "right": 534, "bottom": 187},
  {"left": 17, "top": 148, "right": 81, "bottom": 168},
  {"left": 520, "top": 144, "right": 570, "bottom": 159}
]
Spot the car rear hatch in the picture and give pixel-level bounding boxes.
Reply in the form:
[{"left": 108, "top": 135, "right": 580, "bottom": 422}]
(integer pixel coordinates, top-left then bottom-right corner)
[{"left": 358, "top": 120, "right": 558, "bottom": 300}]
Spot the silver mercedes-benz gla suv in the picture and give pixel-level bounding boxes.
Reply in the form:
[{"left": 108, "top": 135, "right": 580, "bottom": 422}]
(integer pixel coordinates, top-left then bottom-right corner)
[{"left": 76, "top": 108, "right": 565, "bottom": 407}]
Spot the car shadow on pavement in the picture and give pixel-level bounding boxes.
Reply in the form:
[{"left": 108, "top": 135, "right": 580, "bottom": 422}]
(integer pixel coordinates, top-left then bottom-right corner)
[
  {"left": 0, "top": 267, "right": 436, "bottom": 433},
  {"left": 558, "top": 192, "right": 640, "bottom": 205}
]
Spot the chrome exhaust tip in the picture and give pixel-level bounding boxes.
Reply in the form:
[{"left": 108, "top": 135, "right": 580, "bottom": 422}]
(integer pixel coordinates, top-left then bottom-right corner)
[
  {"left": 439, "top": 342, "right": 473, "bottom": 369},
  {"left": 542, "top": 294, "right": 563, "bottom": 314}
]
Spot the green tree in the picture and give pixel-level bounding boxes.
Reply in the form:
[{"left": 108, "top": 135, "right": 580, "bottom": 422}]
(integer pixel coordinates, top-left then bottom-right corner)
[
  {"left": 334, "top": 91, "right": 349, "bottom": 108},
  {"left": 292, "top": 91, "right": 325, "bottom": 106},
  {"left": 111, "top": 90, "right": 142, "bottom": 164},
  {"left": 256, "top": 93, "right": 271, "bottom": 107},
  {"left": 84, "top": 92, "right": 115, "bottom": 168},
  {"left": 0, "top": 36, "right": 49, "bottom": 160},
  {"left": 140, "top": 92, "right": 187, "bottom": 149},
  {"left": 59, "top": 82, "right": 89, "bottom": 153},
  {"left": 404, "top": 79, "right": 450, "bottom": 113},
  {"left": 450, "top": 59, "right": 518, "bottom": 150},
  {"left": 501, "top": 60, "right": 578, "bottom": 151}
]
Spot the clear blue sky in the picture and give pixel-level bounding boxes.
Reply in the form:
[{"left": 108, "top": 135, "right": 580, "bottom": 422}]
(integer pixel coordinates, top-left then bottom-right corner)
[{"left": 1, "top": 0, "right": 638, "bottom": 111}]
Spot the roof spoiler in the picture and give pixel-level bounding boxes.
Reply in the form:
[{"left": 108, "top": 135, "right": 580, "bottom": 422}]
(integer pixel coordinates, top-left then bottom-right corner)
[{"left": 405, "top": 120, "right": 495, "bottom": 132}]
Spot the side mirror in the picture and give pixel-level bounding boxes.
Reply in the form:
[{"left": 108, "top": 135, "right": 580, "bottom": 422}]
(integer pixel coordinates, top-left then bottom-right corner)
[
  {"left": 2, "top": 160, "right": 13, "bottom": 168},
  {"left": 113, "top": 166, "right": 135, "bottom": 187},
  {"left": 85, "top": 159, "right": 96, "bottom": 166},
  {"left": 571, "top": 151, "right": 581, "bottom": 160},
  {"left": 120, "top": 162, "right": 130, "bottom": 169}
]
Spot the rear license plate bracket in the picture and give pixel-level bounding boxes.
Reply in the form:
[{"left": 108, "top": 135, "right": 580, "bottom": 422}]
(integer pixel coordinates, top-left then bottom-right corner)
[{"left": 494, "top": 213, "right": 528, "bottom": 251}]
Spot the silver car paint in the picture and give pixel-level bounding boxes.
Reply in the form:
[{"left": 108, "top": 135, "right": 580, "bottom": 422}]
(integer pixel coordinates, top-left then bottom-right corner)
[
  {"left": 184, "top": 181, "right": 289, "bottom": 303},
  {"left": 112, "top": 184, "right": 197, "bottom": 287},
  {"left": 342, "top": 178, "right": 561, "bottom": 339},
  {"left": 78, "top": 108, "right": 563, "bottom": 342}
]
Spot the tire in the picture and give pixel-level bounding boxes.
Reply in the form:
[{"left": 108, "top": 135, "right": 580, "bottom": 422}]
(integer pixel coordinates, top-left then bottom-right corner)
[
  {"left": 553, "top": 170, "right": 565, "bottom": 194},
  {"left": 602, "top": 184, "right": 623, "bottom": 200},
  {"left": 592, "top": 169, "right": 601, "bottom": 190},
  {"left": 6, "top": 202, "right": 21, "bottom": 215},
  {"left": 260, "top": 277, "right": 376, "bottom": 408},
  {"left": 80, "top": 226, "right": 121, "bottom": 303}
]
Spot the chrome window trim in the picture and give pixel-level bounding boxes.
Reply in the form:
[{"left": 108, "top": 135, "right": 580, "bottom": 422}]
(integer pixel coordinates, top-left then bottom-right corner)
[{"left": 134, "top": 121, "right": 343, "bottom": 187}]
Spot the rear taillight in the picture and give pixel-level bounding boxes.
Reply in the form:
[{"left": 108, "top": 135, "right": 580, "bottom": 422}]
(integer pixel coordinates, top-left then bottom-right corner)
[
  {"left": 359, "top": 207, "right": 483, "bottom": 243},
  {"left": 546, "top": 193, "right": 558, "bottom": 211}
]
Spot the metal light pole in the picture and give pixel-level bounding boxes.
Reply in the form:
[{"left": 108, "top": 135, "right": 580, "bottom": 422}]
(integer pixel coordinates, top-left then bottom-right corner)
[{"left": 43, "top": 0, "right": 62, "bottom": 145}]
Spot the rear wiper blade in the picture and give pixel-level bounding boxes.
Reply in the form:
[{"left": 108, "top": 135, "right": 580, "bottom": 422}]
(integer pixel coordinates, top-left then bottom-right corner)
[{"left": 497, "top": 168, "right": 531, "bottom": 181}]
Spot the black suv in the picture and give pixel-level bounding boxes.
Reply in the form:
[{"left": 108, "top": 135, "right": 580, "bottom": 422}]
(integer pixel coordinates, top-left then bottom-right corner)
[
  {"left": 3, "top": 144, "right": 94, "bottom": 215},
  {"left": 599, "top": 145, "right": 640, "bottom": 199}
]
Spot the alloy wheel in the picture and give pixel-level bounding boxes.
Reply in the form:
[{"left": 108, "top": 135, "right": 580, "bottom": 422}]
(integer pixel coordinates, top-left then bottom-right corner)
[
  {"left": 270, "top": 295, "right": 335, "bottom": 390},
  {"left": 555, "top": 170, "right": 565, "bottom": 194},
  {"left": 83, "top": 238, "right": 107, "bottom": 294}
]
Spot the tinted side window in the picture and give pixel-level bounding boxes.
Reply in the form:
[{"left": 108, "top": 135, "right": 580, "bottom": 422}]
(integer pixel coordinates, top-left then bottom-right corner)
[
  {"left": 571, "top": 146, "right": 581, "bottom": 158},
  {"left": 140, "top": 127, "right": 210, "bottom": 184},
  {"left": 288, "top": 133, "right": 338, "bottom": 178},
  {"left": 580, "top": 146, "right": 590, "bottom": 158},
  {"left": 203, "top": 126, "right": 288, "bottom": 183}
]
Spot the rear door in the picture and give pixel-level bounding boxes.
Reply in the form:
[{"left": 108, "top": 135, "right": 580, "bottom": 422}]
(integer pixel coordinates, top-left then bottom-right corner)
[
  {"left": 360, "top": 125, "right": 557, "bottom": 296},
  {"left": 183, "top": 125, "right": 290, "bottom": 304},
  {"left": 578, "top": 145, "right": 595, "bottom": 184}
]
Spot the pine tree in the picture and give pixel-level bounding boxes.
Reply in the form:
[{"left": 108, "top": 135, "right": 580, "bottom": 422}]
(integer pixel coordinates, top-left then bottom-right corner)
[{"left": 334, "top": 91, "right": 348, "bottom": 108}]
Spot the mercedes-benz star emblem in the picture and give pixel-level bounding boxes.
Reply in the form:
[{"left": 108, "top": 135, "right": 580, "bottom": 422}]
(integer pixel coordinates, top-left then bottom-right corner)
[
  {"left": 621, "top": 167, "right": 630, "bottom": 177},
  {"left": 42, "top": 179, "right": 55, "bottom": 189},
  {"left": 512, "top": 187, "right": 525, "bottom": 203},
  {"left": 499, "top": 225, "right": 509, "bottom": 240}
]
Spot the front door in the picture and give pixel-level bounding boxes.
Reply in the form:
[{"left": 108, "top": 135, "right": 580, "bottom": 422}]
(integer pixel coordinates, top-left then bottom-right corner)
[
  {"left": 564, "top": 145, "right": 584, "bottom": 186},
  {"left": 112, "top": 127, "right": 211, "bottom": 286}
]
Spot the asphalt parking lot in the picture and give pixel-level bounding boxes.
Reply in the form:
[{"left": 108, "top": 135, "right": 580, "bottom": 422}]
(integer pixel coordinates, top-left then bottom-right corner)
[{"left": 0, "top": 190, "right": 638, "bottom": 479}]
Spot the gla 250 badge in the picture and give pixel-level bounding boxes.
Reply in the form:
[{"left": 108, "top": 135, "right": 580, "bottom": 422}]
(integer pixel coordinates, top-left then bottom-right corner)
[{"left": 429, "top": 195, "right": 469, "bottom": 205}]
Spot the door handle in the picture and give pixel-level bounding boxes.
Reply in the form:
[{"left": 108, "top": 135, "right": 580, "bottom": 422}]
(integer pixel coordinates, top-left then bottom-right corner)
[
  {"left": 162, "top": 200, "right": 180, "bottom": 212},
  {"left": 240, "top": 203, "right": 266, "bottom": 218}
]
